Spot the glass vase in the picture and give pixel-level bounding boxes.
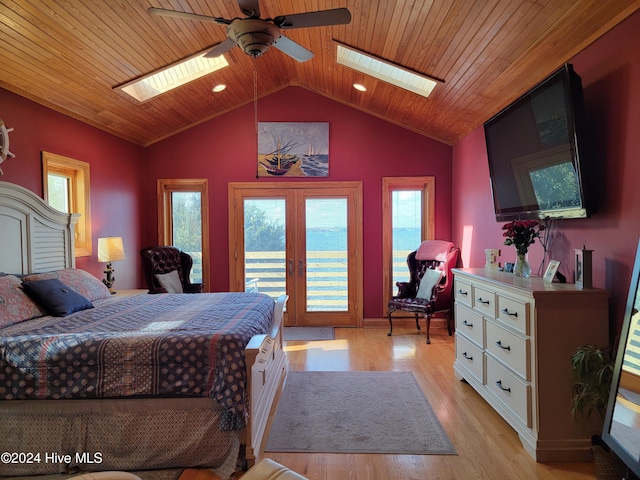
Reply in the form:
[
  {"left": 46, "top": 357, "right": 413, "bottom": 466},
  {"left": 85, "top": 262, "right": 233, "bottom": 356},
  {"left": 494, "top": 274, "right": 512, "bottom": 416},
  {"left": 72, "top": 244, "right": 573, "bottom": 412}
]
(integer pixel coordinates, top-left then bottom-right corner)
[{"left": 514, "top": 251, "right": 531, "bottom": 277}]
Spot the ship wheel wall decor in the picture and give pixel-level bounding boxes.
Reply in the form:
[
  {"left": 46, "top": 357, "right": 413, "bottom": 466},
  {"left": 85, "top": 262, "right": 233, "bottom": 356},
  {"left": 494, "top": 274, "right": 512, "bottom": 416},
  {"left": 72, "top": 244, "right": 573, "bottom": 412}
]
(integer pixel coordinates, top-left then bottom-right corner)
[{"left": 0, "top": 118, "right": 15, "bottom": 175}]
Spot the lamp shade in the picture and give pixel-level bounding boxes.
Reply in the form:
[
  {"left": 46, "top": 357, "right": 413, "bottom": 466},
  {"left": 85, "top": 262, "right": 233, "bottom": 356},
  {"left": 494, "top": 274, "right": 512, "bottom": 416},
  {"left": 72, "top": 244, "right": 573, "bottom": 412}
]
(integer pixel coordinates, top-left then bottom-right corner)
[{"left": 98, "top": 237, "right": 125, "bottom": 262}]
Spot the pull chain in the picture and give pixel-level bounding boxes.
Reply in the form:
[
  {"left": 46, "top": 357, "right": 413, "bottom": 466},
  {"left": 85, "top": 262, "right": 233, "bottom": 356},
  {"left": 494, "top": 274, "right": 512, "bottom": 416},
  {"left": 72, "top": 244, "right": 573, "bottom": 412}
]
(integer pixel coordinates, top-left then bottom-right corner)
[{"left": 253, "top": 57, "right": 259, "bottom": 179}]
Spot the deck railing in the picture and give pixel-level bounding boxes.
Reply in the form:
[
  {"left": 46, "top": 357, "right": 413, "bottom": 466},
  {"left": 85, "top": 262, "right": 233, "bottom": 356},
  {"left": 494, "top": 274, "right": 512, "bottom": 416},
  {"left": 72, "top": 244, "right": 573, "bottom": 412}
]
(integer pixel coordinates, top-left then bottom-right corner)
[{"left": 185, "top": 250, "right": 413, "bottom": 309}]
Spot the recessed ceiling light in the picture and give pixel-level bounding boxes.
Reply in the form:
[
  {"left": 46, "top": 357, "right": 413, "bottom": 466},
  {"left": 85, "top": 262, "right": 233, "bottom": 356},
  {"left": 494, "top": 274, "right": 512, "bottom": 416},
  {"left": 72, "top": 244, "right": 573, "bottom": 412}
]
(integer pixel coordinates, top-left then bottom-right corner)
[
  {"left": 212, "top": 84, "right": 227, "bottom": 92},
  {"left": 115, "top": 48, "right": 230, "bottom": 102},
  {"left": 353, "top": 83, "right": 367, "bottom": 92},
  {"left": 336, "top": 42, "right": 441, "bottom": 98}
]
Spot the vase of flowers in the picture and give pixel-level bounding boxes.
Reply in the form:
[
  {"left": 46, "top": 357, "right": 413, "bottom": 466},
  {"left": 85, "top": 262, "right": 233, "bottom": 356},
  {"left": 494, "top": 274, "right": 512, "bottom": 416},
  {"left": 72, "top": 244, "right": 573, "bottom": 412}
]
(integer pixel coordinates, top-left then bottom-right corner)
[
  {"left": 514, "top": 251, "right": 531, "bottom": 277},
  {"left": 502, "top": 220, "right": 545, "bottom": 277}
]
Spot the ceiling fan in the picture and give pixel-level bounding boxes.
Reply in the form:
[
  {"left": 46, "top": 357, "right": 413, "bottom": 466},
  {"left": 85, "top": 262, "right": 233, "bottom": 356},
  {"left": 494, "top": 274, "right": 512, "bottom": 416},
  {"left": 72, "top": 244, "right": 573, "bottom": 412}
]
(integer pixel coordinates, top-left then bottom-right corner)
[{"left": 148, "top": 0, "right": 352, "bottom": 62}]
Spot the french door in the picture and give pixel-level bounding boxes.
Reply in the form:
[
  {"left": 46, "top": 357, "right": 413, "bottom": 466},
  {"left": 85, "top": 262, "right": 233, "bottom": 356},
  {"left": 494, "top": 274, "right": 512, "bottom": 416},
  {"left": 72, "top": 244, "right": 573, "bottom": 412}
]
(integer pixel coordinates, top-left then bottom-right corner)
[{"left": 229, "top": 182, "right": 363, "bottom": 327}]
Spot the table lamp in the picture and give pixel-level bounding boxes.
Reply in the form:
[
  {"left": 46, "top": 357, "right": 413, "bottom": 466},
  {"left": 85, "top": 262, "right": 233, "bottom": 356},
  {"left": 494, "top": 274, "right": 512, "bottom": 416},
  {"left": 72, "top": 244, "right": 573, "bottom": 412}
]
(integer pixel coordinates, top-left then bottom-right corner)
[{"left": 98, "top": 236, "right": 125, "bottom": 294}]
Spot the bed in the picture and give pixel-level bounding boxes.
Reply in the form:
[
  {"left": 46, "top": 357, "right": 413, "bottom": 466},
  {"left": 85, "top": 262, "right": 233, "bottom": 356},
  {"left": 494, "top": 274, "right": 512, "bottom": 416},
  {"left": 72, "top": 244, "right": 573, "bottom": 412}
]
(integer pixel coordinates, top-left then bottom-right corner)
[{"left": 0, "top": 181, "right": 288, "bottom": 478}]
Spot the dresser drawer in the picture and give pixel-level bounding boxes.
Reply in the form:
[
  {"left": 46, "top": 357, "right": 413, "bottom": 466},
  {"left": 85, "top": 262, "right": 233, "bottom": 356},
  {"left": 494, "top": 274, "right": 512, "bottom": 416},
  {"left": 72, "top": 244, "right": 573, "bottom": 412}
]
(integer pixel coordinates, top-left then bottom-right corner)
[
  {"left": 472, "top": 286, "right": 496, "bottom": 318},
  {"left": 486, "top": 355, "right": 532, "bottom": 427},
  {"left": 497, "top": 295, "right": 530, "bottom": 335},
  {"left": 455, "top": 334, "right": 484, "bottom": 383},
  {"left": 454, "top": 279, "right": 472, "bottom": 307},
  {"left": 455, "top": 304, "right": 484, "bottom": 347},
  {"left": 485, "top": 319, "right": 530, "bottom": 381}
]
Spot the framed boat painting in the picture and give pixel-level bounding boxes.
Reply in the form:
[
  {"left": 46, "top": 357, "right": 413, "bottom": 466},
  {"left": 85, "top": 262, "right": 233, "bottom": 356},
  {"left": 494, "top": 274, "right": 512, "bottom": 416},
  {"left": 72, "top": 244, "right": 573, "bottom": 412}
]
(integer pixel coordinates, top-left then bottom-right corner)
[{"left": 258, "top": 122, "right": 329, "bottom": 177}]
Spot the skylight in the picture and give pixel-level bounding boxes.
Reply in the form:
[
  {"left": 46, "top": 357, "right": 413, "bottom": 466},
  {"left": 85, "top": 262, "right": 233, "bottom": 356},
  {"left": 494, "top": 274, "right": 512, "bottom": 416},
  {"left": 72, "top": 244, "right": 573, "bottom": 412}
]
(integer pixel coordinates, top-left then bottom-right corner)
[
  {"left": 335, "top": 43, "right": 440, "bottom": 98},
  {"left": 116, "top": 48, "right": 230, "bottom": 102}
]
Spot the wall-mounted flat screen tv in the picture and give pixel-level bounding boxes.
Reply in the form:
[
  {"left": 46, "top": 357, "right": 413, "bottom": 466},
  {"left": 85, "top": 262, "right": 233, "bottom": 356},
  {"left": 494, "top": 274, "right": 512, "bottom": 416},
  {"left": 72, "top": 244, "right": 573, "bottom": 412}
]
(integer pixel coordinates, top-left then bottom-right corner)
[{"left": 484, "top": 63, "right": 593, "bottom": 221}]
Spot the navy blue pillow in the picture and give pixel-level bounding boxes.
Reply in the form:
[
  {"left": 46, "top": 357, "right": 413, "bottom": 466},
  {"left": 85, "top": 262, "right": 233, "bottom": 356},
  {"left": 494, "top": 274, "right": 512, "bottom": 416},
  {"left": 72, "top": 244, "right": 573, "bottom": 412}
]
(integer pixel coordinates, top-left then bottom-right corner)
[{"left": 22, "top": 278, "right": 94, "bottom": 317}]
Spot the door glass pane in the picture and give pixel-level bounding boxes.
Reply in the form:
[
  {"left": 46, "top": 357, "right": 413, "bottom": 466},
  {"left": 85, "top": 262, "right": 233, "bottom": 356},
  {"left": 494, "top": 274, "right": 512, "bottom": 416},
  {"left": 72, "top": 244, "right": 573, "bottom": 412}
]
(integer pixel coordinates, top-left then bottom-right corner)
[
  {"left": 47, "top": 174, "right": 70, "bottom": 213},
  {"left": 306, "top": 198, "right": 348, "bottom": 311},
  {"left": 244, "top": 199, "right": 286, "bottom": 298},
  {"left": 171, "top": 191, "right": 203, "bottom": 283},
  {"left": 392, "top": 190, "right": 422, "bottom": 287}
]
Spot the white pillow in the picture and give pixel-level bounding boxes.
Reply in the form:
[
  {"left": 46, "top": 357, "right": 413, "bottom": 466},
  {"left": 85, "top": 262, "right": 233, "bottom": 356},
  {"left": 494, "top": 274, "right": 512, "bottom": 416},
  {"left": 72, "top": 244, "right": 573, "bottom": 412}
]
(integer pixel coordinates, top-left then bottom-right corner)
[
  {"left": 155, "top": 270, "right": 184, "bottom": 294},
  {"left": 416, "top": 268, "right": 443, "bottom": 300}
]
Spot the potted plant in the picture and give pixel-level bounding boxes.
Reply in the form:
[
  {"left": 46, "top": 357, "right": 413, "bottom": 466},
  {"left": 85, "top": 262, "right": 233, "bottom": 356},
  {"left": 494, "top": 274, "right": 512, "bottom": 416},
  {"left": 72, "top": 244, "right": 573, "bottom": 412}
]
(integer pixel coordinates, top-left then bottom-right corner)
[
  {"left": 571, "top": 345, "right": 625, "bottom": 480},
  {"left": 571, "top": 344, "right": 614, "bottom": 419}
]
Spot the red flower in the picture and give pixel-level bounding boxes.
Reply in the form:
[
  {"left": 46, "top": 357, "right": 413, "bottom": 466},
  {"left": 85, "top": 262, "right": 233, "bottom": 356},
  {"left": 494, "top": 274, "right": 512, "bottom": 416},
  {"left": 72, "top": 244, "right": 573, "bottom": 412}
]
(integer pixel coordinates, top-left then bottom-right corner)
[{"left": 502, "top": 220, "right": 545, "bottom": 255}]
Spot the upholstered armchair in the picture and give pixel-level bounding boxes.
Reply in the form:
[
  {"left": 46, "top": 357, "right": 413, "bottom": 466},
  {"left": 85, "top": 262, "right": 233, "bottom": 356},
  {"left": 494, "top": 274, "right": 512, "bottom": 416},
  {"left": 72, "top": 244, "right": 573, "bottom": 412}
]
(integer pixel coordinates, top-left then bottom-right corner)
[
  {"left": 140, "top": 246, "right": 203, "bottom": 294},
  {"left": 387, "top": 240, "right": 461, "bottom": 344}
]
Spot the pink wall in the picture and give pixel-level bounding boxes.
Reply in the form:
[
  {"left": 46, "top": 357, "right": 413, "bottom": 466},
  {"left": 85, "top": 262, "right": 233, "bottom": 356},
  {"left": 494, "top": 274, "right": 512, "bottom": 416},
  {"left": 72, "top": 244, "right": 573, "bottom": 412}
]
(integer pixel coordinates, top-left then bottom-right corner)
[
  {"left": 3, "top": 7, "right": 636, "bottom": 327},
  {"left": 0, "top": 89, "right": 145, "bottom": 288},
  {"left": 452, "top": 9, "right": 640, "bottom": 340},
  {"left": 144, "top": 87, "right": 453, "bottom": 318}
]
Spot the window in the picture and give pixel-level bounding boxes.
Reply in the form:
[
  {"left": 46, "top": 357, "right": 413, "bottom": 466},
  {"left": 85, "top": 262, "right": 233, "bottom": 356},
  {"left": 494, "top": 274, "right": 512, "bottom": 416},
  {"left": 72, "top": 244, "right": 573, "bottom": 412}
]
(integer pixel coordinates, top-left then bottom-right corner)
[
  {"left": 382, "top": 177, "right": 435, "bottom": 312},
  {"left": 42, "top": 152, "right": 92, "bottom": 257},
  {"left": 158, "top": 179, "right": 210, "bottom": 290}
]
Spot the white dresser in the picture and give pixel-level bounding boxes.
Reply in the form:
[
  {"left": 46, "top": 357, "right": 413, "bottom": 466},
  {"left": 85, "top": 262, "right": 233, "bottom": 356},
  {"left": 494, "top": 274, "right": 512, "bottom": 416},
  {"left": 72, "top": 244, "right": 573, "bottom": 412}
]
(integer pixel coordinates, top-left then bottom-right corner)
[{"left": 452, "top": 268, "right": 609, "bottom": 462}]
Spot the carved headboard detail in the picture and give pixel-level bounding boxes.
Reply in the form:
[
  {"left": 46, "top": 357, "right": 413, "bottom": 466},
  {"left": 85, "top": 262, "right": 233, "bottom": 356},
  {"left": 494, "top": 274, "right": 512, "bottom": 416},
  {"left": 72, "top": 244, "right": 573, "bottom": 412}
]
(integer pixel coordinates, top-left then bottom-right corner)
[{"left": 0, "top": 181, "right": 78, "bottom": 274}]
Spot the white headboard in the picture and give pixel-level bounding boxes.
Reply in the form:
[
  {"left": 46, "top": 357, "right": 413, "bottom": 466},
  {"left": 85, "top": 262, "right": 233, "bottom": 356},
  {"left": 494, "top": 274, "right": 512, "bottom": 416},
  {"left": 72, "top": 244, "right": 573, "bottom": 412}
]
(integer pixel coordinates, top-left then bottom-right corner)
[{"left": 0, "top": 181, "right": 78, "bottom": 274}]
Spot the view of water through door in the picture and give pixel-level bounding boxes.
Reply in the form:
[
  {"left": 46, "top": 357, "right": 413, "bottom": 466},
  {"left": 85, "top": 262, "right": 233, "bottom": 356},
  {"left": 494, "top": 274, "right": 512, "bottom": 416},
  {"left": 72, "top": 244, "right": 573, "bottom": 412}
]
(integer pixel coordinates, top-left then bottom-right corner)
[
  {"left": 230, "top": 182, "right": 362, "bottom": 327},
  {"left": 305, "top": 198, "right": 348, "bottom": 311},
  {"left": 243, "top": 198, "right": 287, "bottom": 298}
]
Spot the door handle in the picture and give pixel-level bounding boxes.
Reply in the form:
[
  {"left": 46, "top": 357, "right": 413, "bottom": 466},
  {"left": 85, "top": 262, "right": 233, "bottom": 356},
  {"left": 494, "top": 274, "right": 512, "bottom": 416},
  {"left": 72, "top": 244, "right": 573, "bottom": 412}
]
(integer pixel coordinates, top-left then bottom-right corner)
[
  {"left": 299, "top": 259, "right": 305, "bottom": 275},
  {"left": 289, "top": 258, "right": 293, "bottom": 277}
]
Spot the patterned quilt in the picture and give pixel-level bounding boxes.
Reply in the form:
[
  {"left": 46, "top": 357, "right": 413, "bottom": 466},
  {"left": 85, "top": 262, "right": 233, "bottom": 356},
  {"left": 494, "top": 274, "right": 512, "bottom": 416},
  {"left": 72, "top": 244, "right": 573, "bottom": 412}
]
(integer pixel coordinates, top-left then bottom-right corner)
[{"left": 0, "top": 292, "right": 274, "bottom": 429}]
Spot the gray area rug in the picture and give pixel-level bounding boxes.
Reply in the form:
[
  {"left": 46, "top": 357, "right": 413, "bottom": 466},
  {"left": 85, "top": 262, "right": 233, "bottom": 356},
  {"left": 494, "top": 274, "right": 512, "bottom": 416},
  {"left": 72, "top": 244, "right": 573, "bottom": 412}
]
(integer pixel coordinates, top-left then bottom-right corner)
[
  {"left": 283, "top": 327, "right": 335, "bottom": 341},
  {"left": 265, "top": 371, "right": 456, "bottom": 455},
  {"left": 9, "top": 469, "right": 182, "bottom": 480}
]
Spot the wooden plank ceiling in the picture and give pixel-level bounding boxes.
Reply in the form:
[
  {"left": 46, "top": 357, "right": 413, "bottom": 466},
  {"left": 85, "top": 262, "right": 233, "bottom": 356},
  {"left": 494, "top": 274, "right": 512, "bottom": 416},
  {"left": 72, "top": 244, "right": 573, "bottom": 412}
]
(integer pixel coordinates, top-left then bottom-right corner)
[{"left": 1, "top": 1, "right": 639, "bottom": 147}]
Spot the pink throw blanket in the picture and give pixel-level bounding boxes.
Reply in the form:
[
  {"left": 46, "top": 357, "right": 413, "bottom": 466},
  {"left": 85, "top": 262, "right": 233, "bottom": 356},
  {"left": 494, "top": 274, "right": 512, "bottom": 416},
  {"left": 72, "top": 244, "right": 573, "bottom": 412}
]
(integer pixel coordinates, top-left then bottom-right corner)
[{"left": 415, "top": 240, "right": 454, "bottom": 261}]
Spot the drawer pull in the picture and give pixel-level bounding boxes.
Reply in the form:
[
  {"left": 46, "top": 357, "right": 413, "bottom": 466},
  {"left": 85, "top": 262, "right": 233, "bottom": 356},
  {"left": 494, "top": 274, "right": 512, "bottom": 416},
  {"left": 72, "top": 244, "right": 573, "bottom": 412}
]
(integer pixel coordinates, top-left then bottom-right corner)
[
  {"left": 462, "top": 320, "right": 473, "bottom": 328},
  {"left": 457, "top": 289, "right": 468, "bottom": 296},
  {"left": 502, "top": 308, "right": 518, "bottom": 317},
  {"left": 495, "top": 340, "right": 511, "bottom": 351},
  {"left": 495, "top": 380, "right": 511, "bottom": 393},
  {"left": 477, "top": 297, "right": 490, "bottom": 305},
  {"left": 462, "top": 352, "right": 473, "bottom": 361}
]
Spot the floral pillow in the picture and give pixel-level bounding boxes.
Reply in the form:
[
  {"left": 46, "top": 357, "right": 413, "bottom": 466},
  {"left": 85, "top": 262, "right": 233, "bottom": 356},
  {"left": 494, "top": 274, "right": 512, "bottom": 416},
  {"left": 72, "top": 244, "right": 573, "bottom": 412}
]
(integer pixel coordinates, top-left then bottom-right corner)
[
  {"left": 0, "top": 275, "right": 46, "bottom": 328},
  {"left": 22, "top": 269, "right": 111, "bottom": 302}
]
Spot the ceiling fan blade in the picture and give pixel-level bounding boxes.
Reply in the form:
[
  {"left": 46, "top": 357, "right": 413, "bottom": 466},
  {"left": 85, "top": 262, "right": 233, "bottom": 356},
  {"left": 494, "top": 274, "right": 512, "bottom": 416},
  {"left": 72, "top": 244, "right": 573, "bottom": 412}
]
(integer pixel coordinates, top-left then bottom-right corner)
[
  {"left": 237, "top": 0, "right": 260, "bottom": 17},
  {"left": 204, "top": 39, "right": 236, "bottom": 58},
  {"left": 148, "top": 7, "right": 230, "bottom": 25},
  {"left": 274, "top": 8, "right": 351, "bottom": 29},
  {"left": 273, "top": 35, "right": 314, "bottom": 62}
]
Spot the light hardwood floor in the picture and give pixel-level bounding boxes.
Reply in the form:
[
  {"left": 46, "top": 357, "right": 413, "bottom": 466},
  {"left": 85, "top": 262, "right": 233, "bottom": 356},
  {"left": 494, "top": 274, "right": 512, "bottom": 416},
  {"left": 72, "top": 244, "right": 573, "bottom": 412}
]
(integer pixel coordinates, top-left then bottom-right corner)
[{"left": 180, "top": 324, "right": 597, "bottom": 480}]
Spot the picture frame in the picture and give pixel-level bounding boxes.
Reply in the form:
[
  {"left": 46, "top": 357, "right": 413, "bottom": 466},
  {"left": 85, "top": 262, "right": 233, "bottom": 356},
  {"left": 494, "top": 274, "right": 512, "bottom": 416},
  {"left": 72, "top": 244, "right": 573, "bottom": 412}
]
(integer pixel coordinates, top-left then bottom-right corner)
[
  {"left": 484, "top": 249, "right": 500, "bottom": 270},
  {"left": 543, "top": 260, "right": 560, "bottom": 283},
  {"left": 257, "top": 122, "right": 329, "bottom": 177}
]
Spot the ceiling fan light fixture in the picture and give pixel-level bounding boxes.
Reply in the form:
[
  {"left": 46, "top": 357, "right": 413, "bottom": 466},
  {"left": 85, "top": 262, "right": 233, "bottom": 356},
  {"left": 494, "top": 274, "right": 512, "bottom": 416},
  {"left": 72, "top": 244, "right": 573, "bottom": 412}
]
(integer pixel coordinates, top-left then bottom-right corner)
[
  {"left": 228, "top": 19, "right": 280, "bottom": 58},
  {"left": 148, "top": 3, "right": 352, "bottom": 63}
]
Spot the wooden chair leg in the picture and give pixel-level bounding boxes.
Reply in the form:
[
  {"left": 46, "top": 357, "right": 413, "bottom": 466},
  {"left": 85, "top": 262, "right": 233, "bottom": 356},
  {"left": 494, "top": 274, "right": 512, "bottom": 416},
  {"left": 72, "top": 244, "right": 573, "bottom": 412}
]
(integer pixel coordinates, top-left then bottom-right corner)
[
  {"left": 415, "top": 313, "right": 421, "bottom": 331},
  {"left": 447, "top": 310, "right": 455, "bottom": 336},
  {"left": 425, "top": 313, "right": 431, "bottom": 344},
  {"left": 387, "top": 310, "right": 394, "bottom": 336},
  {"left": 446, "top": 309, "right": 453, "bottom": 336}
]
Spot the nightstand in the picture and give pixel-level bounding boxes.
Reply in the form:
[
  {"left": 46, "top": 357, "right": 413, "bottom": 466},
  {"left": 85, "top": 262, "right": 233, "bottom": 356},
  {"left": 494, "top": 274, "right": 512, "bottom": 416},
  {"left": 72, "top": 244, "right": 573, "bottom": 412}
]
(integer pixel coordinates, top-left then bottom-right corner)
[{"left": 114, "top": 289, "right": 148, "bottom": 297}]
